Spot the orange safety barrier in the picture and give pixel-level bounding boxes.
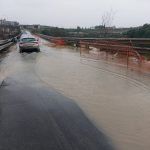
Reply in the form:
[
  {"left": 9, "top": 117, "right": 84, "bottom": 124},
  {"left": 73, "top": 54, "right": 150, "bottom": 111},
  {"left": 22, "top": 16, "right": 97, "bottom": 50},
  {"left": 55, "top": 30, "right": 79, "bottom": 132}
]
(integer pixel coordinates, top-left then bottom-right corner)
[{"left": 52, "top": 38, "right": 65, "bottom": 45}]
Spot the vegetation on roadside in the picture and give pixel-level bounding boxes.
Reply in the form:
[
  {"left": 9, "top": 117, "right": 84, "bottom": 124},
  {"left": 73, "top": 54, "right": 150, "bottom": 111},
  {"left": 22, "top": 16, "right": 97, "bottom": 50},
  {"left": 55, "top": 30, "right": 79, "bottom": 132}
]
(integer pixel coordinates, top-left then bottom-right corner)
[
  {"left": 31, "top": 23, "right": 150, "bottom": 39},
  {"left": 40, "top": 27, "right": 68, "bottom": 37},
  {"left": 32, "top": 25, "right": 128, "bottom": 38},
  {"left": 124, "top": 24, "right": 150, "bottom": 38}
]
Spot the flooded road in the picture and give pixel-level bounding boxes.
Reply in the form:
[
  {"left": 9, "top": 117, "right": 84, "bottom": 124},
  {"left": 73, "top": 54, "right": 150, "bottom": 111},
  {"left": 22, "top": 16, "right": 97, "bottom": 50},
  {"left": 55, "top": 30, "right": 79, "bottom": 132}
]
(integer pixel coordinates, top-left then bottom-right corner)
[{"left": 0, "top": 38, "right": 150, "bottom": 150}]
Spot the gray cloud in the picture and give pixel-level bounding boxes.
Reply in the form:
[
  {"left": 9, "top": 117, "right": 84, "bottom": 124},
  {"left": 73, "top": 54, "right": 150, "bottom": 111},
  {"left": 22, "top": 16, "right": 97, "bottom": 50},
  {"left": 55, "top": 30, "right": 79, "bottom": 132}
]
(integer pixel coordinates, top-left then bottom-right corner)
[{"left": 0, "top": 0, "right": 150, "bottom": 27}]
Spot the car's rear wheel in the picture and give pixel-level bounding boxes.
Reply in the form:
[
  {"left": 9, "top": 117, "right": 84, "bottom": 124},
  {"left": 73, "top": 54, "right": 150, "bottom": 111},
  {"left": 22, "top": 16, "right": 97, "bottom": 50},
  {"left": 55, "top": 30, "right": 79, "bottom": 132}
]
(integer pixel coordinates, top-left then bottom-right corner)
[
  {"left": 19, "top": 49, "right": 23, "bottom": 53},
  {"left": 37, "top": 48, "right": 40, "bottom": 52}
]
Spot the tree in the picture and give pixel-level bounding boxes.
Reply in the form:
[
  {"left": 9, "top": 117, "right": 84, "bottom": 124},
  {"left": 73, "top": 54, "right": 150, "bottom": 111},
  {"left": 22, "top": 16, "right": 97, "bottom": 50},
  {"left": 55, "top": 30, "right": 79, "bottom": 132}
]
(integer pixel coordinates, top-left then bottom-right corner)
[
  {"left": 77, "top": 26, "right": 81, "bottom": 32},
  {"left": 101, "top": 10, "right": 115, "bottom": 37},
  {"left": 125, "top": 24, "right": 150, "bottom": 38}
]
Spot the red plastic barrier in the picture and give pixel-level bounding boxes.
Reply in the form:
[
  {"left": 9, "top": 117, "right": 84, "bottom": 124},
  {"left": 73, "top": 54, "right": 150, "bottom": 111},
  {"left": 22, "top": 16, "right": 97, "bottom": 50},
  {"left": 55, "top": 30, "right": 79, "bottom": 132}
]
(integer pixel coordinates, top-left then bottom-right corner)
[{"left": 53, "top": 39, "right": 65, "bottom": 45}]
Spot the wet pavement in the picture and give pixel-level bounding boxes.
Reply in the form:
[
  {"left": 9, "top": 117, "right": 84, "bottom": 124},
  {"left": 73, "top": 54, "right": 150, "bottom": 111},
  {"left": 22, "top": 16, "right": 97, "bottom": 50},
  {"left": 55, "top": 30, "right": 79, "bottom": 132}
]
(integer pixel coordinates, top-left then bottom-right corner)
[
  {"left": 0, "top": 38, "right": 150, "bottom": 150},
  {"left": 0, "top": 41, "right": 114, "bottom": 150}
]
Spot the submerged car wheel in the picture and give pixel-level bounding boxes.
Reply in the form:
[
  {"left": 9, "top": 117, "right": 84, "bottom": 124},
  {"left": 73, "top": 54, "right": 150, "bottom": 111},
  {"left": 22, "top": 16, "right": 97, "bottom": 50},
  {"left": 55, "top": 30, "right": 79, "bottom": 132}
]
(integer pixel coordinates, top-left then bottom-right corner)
[
  {"left": 19, "top": 49, "right": 23, "bottom": 53},
  {"left": 37, "top": 48, "right": 40, "bottom": 52}
]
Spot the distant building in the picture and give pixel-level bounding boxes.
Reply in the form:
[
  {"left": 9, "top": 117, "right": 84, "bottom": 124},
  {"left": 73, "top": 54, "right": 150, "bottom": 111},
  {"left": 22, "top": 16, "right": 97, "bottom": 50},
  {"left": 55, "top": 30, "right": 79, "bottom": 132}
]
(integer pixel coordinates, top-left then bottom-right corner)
[
  {"left": 0, "top": 19, "right": 19, "bottom": 26},
  {"left": 0, "top": 19, "right": 20, "bottom": 40},
  {"left": 20, "top": 25, "right": 41, "bottom": 30}
]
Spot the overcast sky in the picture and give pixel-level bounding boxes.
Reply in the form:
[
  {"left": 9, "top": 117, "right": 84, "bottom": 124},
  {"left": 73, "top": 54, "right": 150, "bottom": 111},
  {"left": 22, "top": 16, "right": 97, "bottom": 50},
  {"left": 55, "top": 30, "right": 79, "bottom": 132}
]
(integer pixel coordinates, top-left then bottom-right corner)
[{"left": 0, "top": 0, "right": 150, "bottom": 28}]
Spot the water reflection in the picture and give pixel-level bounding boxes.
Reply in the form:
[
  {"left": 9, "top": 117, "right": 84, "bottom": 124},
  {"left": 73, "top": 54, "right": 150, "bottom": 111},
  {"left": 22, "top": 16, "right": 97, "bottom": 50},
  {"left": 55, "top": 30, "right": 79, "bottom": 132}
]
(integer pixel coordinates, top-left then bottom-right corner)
[
  {"left": 80, "top": 47, "right": 150, "bottom": 75},
  {"left": 36, "top": 41, "right": 150, "bottom": 150}
]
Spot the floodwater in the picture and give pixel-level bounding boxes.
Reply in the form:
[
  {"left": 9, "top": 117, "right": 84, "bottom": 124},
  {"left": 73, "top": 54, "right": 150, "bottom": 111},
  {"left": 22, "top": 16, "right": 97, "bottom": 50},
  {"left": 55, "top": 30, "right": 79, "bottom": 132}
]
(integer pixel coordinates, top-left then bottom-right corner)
[{"left": 1, "top": 38, "right": 150, "bottom": 150}]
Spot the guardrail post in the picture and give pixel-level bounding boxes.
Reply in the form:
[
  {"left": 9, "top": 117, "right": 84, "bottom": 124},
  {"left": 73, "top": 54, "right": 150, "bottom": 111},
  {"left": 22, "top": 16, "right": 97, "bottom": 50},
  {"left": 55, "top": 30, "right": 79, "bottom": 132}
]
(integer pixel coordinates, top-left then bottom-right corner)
[{"left": 127, "top": 47, "right": 129, "bottom": 68}]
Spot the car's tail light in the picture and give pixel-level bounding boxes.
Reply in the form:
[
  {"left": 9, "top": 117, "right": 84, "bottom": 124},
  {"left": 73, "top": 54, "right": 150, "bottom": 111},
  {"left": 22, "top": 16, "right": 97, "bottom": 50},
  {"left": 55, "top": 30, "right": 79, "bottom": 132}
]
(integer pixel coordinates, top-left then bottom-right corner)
[
  {"left": 19, "top": 42, "right": 24, "bottom": 46},
  {"left": 34, "top": 42, "right": 39, "bottom": 46}
]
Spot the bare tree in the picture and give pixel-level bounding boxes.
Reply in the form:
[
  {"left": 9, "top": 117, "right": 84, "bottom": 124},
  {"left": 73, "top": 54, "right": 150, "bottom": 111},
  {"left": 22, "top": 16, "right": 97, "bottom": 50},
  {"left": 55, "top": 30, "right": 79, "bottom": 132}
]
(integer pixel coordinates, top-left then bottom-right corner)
[{"left": 101, "top": 10, "right": 115, "bottom": 37}]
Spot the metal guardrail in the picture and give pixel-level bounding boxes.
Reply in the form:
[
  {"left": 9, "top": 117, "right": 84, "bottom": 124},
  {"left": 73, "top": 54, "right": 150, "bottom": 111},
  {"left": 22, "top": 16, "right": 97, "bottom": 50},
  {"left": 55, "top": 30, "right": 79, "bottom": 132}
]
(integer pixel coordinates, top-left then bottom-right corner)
[
  {"left": 37, "top": 33, "right": 150, "bottom": 47},
  {"left": 36, "top": 34, "right": 150, "bottom": 41},
  {"left": 0, "top": 42, "right": 13, "bottom": 51},
  {"left": 0, "top": 34, "right": 21, "bottom": 52},
  {"left": 0, "top": 39, "right": 11, "bottom": 45},
  {"left": 37, "top": 33, "right": 150, "bottom": 60},
  {"left": 0, "top": 38, "right": 13, "bottom": 52}
]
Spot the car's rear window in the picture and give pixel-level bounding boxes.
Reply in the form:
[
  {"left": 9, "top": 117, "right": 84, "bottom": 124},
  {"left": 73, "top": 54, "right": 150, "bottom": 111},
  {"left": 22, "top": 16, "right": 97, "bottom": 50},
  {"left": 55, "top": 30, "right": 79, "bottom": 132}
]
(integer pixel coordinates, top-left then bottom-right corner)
[{"left": 21, "top": 38, "right": 36, "bottom": 43}]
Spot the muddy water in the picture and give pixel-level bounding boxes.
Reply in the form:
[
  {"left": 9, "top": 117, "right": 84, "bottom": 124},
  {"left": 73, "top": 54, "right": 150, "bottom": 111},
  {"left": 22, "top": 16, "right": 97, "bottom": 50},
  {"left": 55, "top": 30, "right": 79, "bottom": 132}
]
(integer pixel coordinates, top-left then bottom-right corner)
[
  {"left": 37, "top": 40, "right": 150, "bottom": 150},
  {"left": 1, "top": 39, "right": 150, "bottom": 150}
]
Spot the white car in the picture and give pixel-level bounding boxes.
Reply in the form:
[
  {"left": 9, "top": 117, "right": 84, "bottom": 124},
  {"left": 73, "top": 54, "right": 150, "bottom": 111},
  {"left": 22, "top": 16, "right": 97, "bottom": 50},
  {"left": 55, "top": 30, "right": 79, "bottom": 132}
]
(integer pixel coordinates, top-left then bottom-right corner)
[{"left": 19, "top": 35, "right": 40, "bottom": 53}]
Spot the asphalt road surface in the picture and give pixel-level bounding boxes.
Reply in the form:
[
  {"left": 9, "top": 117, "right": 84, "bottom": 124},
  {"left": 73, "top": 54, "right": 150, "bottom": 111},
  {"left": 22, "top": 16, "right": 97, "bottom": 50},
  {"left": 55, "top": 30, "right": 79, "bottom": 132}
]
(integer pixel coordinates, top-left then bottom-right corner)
[
  {"left": 1, "top": 38, "right": 150, "bottom": 150},
  {"left": 0, "top": 41, "right": 114, "bottom": 150}
]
